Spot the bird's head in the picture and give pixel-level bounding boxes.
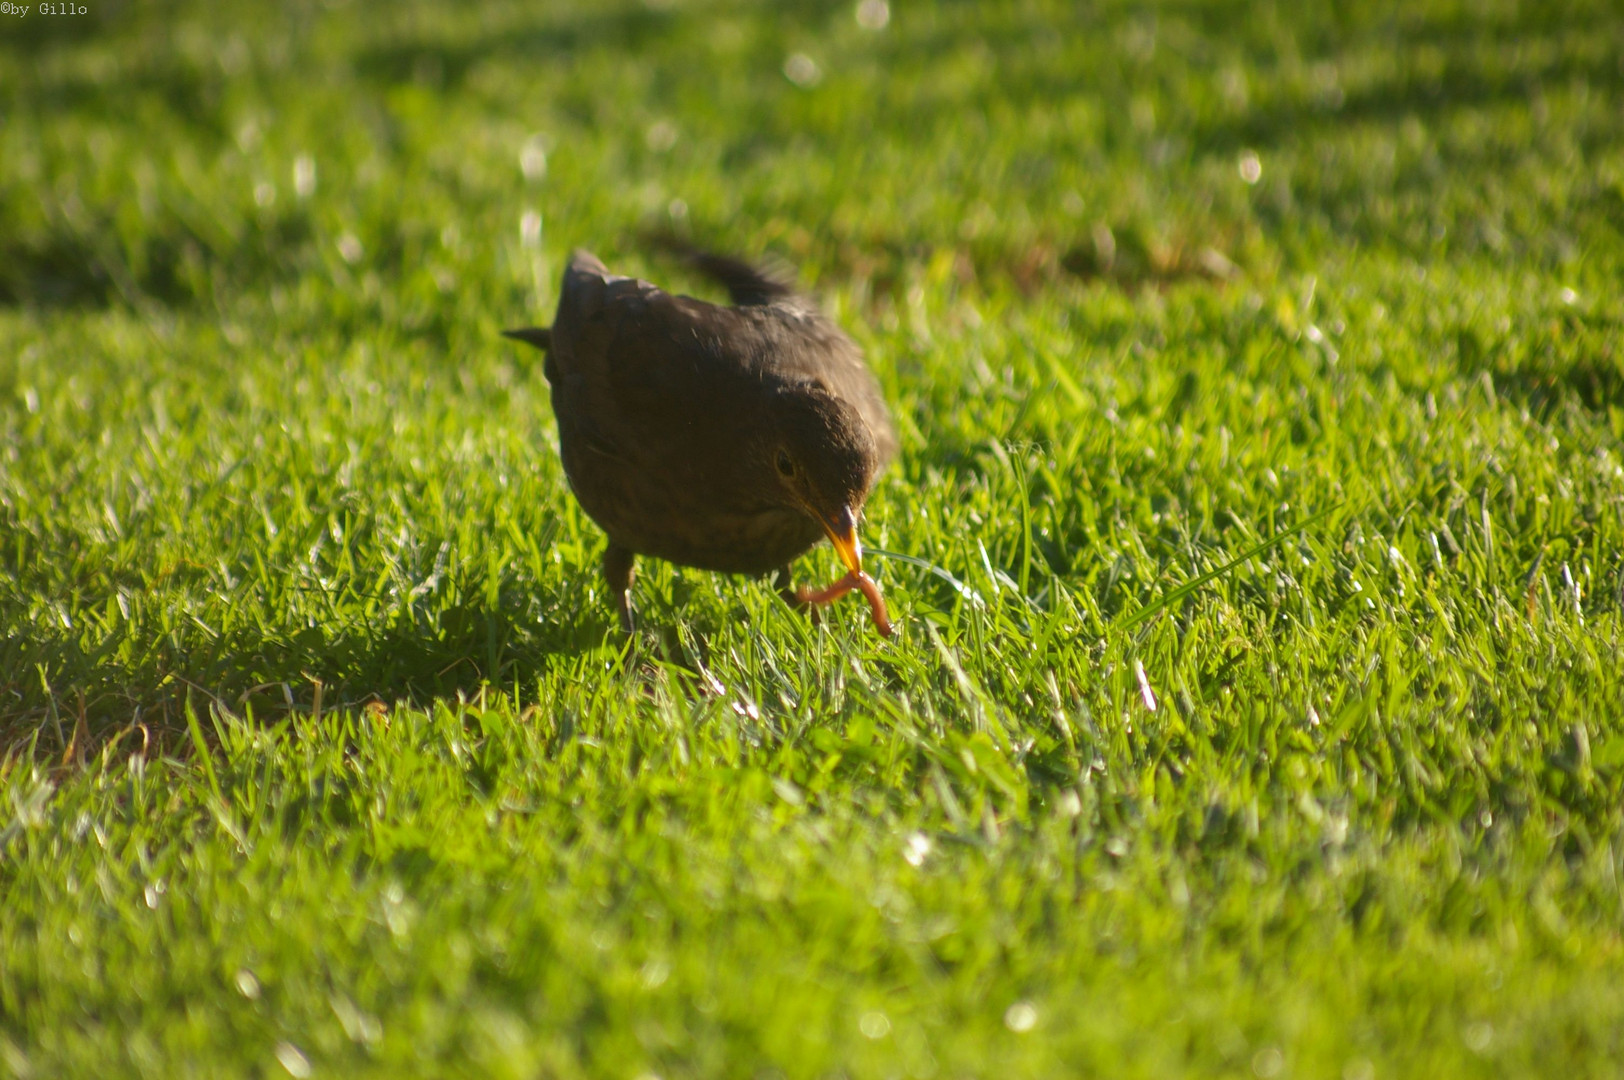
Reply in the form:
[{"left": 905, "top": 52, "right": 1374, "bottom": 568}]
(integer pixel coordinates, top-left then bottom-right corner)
[{"left": 764, "top": 384, "right": 880, "bottom": 576}]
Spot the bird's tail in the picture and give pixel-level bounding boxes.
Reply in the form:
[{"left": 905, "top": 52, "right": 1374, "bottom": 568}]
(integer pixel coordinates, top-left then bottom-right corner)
[
  {"left": 685, "top": 250, "right": 796, "bottom": 307},
  {"left": 501, "top": 326, "right": 552, "bottom": 352},
  {"left": 648, "top": 235, "right": 797, "bottom": 307}
]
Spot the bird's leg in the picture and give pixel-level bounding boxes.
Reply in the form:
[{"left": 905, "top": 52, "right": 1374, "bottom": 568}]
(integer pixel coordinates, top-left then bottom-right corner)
[
  {"left": 775, "top": 564, "right": 822, "bottom": 625},
  {"left": 604, "top": 543, "right": 636, "bottom": 633},
  {"left": 774, "top": 565, "right": 800, "bottom": 608}
]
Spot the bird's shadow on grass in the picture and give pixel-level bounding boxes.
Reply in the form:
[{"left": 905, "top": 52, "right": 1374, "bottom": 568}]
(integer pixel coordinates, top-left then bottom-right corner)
[
  {"left": 226, "top": 595, "right": 620, "bottom": 717},
  {"left": 0, "top": 579, "right": 627, "bottom": 757}
]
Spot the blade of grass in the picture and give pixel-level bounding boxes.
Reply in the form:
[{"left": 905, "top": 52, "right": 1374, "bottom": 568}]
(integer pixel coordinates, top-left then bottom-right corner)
[
  {"left": 1114, "top": 503, "right": 1345, "bottom": 631},
  {"left": 867, "top": 547, "right": 986, "bottom": 606}
]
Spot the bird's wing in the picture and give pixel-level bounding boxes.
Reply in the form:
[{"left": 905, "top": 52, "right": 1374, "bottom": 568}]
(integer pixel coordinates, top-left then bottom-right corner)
[{"left": 550, "top": 251, "right": 743, "bottom": 470}]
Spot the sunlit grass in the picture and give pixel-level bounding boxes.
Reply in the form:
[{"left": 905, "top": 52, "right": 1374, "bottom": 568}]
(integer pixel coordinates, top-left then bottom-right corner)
[{"left": 3, "top": 1, "right": 1623, "bottom": 1077}]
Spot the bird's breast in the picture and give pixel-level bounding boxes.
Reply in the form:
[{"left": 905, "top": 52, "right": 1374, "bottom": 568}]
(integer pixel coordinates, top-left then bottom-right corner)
[{"left": 555, "top": 424, "right": 820, "bottom": 575}]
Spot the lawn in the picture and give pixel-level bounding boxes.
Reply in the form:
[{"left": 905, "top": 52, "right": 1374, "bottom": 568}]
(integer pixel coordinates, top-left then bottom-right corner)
[{"left": 3, "top": 0, "right": 1624, "bottom": 1076}]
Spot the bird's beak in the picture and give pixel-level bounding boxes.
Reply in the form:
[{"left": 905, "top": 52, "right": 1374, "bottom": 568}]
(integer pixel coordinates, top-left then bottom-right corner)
[{"left": 819, "top": 506, "right": 864, "bottom": 576}]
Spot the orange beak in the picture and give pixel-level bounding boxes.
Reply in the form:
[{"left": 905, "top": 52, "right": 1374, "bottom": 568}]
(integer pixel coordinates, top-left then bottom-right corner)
[{"left": 819, "top": 505, "right": 864, "bottom": 576}]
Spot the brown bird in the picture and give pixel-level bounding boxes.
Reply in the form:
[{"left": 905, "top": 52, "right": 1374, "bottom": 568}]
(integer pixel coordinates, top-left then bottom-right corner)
[{"left": 504, "top": 248, "right": 897, "bottom": 634}]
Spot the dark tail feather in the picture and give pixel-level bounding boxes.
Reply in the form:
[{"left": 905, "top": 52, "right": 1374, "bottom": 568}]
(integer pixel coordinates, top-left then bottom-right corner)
[
  {"left": 684, "top": 250, "right": 796, "bottom": 307},
  {"left": 646, "top": 235, "right": 796, "bottom": 306},
  {"left": 502, "top": 326, "right": 552, "bottom": 352}
]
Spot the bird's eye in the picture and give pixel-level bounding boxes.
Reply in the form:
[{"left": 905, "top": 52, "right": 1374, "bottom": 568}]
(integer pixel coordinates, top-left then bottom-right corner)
[{"left": 775, "top": 451, "right": 796, "bottom": 478}]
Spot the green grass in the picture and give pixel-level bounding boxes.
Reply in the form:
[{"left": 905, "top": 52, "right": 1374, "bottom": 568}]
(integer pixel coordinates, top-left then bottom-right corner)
[{"left": 4, "top": 0, "right": 1624, "bottom": 1076}]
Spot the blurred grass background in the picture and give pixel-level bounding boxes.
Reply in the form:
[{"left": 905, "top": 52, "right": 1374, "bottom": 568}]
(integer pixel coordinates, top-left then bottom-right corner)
[{"left": 2, "top": 1, "right": 1623, "bottom": 1077}]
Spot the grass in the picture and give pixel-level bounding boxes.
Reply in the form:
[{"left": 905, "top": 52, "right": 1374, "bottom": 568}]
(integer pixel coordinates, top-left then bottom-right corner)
[{"left": 3, "top": 0, "right": 1624, "bottom": 1076}]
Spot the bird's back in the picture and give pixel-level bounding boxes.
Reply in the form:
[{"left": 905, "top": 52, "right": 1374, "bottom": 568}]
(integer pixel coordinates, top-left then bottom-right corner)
[{"left": 550, "top": 250, "right": 892, "bottom": 462}]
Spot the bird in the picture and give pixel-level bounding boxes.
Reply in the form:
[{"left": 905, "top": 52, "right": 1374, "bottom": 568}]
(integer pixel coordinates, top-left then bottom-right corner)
[{"left": 503, "top": 246, "right": 897, "bottom": 634}]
